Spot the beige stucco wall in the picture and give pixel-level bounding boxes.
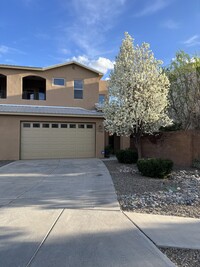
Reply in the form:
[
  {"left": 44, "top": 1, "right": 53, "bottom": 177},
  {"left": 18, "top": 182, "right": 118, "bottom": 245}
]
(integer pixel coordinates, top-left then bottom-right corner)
[
  {"left": 0, "top": 116, "right": 20, "bottom": 160},
  {"left": 0, "top": 64, "right": 101, "bottom": 110},
  {"left": 99, "top": 80, "right": 108, "bottom": 95},
  {"left": 120, "top": 136, "right": 130, "bottom": 150},
  {"left": 0, "top": 115, "right": 104, "bottom": 160}
]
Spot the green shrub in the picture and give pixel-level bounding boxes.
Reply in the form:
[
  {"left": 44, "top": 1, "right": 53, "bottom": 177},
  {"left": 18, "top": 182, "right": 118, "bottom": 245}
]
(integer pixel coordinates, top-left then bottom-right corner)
[
  {"left": 116, "top": 149, "right": 138, "bottom": 164},
  {"left": 104, "top": 145, "right": 112, "bottom": 158},
  {"left": 192, "top": 158, "right": 200, "bottom": 169},
  {"left": 137, "top": 158, "right": 173, "bottom": 178}
]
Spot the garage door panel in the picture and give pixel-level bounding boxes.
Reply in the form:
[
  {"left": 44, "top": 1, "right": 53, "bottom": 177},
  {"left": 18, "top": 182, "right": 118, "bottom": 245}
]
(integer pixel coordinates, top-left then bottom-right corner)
[{"left": 21, "top": 122, "right": 95, "bottom": 159}]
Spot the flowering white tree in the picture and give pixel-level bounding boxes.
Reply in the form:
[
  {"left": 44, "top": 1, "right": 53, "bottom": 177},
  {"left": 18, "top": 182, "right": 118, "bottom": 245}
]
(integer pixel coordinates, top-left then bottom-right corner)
[
  {"left": 103, "top": 32, "right": 172, "bottom": 158},
  {"left": 166, "top": 51, "right": 200, "bottom": 130}
]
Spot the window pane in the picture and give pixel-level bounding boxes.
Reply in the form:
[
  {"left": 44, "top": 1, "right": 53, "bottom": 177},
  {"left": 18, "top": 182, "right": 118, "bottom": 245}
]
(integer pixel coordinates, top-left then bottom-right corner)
[
  {"left": 33, "top": 123, "right": 40, "bottom": 128},
  {"left": 39, "top": 92, "right": 45, "bottom": 100},
  {"left": 99, "top": 94, "right": 105, "bottom": 104},
  {"left": 74, "top": 80, "right": 83, "bottom": 89},
  {"left": 78, "top": 124, "right": 85, "bottom": 129},
  {"left": 87, "top": 124, "right": 93, "bottom": 129},
  {"left": 61, "top": 124, "right": 68, "bottom": 128},
  {"left": 74, "top": 90, "right": 83, "bottom": 99},
  {"left": 52, "top": 124, "right": 59, "bottom": 128},
  {"left": 23, "top": 123, "right": 31, "bottom": 128},
  {"left": 53, "top": 78, "right": 65, "bottom": 86},
  {"left": 70, "top": 124, "right": 76, "bottom": 128},
  {"left": 42, "top": 123, "right": 49, "bottom": 128}
]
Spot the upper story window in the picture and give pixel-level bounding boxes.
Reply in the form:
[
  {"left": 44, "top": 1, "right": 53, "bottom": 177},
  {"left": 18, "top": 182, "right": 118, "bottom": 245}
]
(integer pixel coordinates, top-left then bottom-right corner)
[
  {"left": 53, "top": 78, "right": 65, "bottom": 86},
  {"left": 22, "top": 76, "right": 46, "bottom": 100},
  {"left": 98, "top": 94, "right": 105, "bottom": 104},
  {"left": 0, "top": 74, "right": 7, "bottom": 99},
  {"left": 74, "top": 80, "right": 83, "bottom": 99}
]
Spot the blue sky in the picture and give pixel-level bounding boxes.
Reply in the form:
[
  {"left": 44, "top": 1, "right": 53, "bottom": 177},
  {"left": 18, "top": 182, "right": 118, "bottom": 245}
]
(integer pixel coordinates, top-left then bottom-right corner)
[{"left": 0, "top": 0, "right": 199, "bottom": 78}]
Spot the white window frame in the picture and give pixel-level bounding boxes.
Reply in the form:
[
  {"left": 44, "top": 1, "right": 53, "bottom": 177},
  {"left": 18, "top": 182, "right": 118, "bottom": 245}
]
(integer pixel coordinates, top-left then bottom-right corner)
[{"left": 74, "top": 79, "right": 83, "bottom": 99}]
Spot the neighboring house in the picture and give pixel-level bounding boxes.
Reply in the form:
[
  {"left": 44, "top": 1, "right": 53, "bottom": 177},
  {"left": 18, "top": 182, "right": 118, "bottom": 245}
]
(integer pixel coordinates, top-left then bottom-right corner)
[
  {"left": 0, "top": 61, "right": 129, "bottom": 160},
  {"left": 0, "top": 61, "right": 105, "bottom": 160}
]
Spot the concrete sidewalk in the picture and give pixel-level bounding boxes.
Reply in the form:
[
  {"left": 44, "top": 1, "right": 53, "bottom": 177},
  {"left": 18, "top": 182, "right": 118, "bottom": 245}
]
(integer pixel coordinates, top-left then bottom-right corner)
[
  {"left": 125, "top": 212, "right": 200, "bottom": 249},
  {"left": 29, "top": 209, "right": 175, "bottom": 267},
  {"left": 0, "top": 159, "right": 175, "bottom": 267}
]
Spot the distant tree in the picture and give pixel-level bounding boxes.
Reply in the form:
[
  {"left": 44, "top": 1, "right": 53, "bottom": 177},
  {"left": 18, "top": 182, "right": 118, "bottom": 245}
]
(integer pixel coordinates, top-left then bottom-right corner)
[
  {"left": 103, "top": 32, "right": 171, "bottom": 158},
  {"left": 166, "top": 51, "right": 200, "bottom": 130}
]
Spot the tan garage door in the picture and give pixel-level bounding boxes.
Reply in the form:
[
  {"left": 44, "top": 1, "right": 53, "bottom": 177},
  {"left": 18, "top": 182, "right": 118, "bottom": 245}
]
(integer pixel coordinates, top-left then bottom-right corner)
[{"left": 21, "top": 122, "right": 95, "bottom": 159}]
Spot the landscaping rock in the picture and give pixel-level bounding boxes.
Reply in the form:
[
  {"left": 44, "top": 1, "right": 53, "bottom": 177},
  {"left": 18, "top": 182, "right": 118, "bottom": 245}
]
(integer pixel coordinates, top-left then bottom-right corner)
[
  {"left": 104, "top": 160, "right": 200, "bottom": 266},
  {"left": 160, "top": 247, "right": 200, "bottom": 267},
  {"left": 104, "top": 160, "right": 200, "bottom": 218}
]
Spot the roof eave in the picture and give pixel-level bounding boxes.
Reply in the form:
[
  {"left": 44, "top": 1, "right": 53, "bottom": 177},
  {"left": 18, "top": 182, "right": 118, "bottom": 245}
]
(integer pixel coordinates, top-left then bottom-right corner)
[
  {"left": 44, "top": 61, "right": 104, "bottom": 76},
  {"left": 0, "top": 61, "right": 104, "bottom": 76},
  {"left": 0, "top": 65, "right": 42, "bottom": 71},
  {"left": 0, "top": 112, "right": 104, "bottom": 118}
]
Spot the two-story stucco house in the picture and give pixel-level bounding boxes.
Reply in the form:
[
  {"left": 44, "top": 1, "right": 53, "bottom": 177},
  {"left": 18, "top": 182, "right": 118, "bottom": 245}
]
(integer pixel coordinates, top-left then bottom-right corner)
[{"left": 0, "top": 61, "right": 129, "bottom": 160}]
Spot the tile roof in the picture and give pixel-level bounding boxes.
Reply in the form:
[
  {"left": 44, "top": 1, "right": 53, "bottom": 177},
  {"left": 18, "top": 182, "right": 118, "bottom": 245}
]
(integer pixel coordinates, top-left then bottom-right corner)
[{"left": 0, "top": 104, "right": 104, "bottom": 118}]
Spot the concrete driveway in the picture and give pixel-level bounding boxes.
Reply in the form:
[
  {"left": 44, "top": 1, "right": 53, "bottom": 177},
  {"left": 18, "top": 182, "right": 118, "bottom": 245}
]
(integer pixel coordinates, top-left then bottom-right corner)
[{"left": 0, "top": 159, "right": 175, "bottom": 267}]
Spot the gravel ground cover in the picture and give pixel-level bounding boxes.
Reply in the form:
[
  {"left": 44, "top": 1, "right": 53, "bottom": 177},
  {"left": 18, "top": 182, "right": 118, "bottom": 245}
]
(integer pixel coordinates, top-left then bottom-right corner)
[
  {"left": 160, "top": 247, "right": 200, "bottom": 267},
  {"left": 104, "top": 160, "right": 200, "bottom": 218},
  {"left": 104, "top": 160, "right": 200, "bottom": 267}
]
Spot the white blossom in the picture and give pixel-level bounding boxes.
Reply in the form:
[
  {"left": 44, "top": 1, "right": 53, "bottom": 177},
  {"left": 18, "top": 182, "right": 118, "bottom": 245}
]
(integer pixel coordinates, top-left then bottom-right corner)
[{"left": 103, "top": 32, "right": 172, "bottom": 157}]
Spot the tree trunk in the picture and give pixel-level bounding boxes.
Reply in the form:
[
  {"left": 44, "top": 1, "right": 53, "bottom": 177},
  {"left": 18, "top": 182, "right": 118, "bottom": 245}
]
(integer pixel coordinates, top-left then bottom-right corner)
[
  {"left": 133, "top": 133, "right": 142, "bottom": 159},
  {"left": 137, "top": 140, "right": 142, "bottom": 159}
]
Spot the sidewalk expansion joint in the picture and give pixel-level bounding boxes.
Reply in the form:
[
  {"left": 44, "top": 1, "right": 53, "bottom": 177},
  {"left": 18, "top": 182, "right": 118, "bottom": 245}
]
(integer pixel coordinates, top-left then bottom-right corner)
[
  {"left": 25, "top": 208, "right": 65, "bottom": 267},
  {"left": 122, "top": 211, "right": 158, "bottom": 247}
]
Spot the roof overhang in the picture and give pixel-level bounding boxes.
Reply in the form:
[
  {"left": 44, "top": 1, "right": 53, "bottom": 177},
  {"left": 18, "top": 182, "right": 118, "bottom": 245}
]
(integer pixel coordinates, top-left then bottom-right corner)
[
  {"left": 0, "top": 104, "right": 104, "bottom": 119},
  {"left": 0, "top": 61, "right": 103, "bottom": 77}
]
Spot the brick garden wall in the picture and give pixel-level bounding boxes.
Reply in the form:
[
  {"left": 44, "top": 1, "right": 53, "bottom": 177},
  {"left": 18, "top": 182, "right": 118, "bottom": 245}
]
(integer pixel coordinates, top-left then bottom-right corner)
[{"left": 139, "top": 130, "right": 200, "bottom": 167}]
